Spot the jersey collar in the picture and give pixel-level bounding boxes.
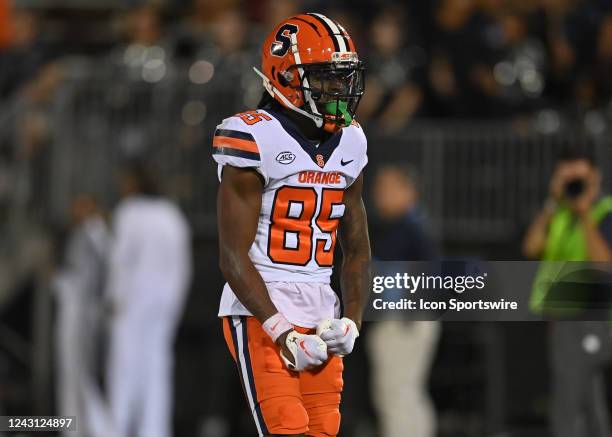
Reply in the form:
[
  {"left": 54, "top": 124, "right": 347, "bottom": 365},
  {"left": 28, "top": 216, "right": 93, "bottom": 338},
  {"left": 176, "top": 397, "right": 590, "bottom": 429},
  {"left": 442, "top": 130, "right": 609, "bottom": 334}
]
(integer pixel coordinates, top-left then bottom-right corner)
[{"left": 266, "top": 109, "right": 343, "bottom": 168}]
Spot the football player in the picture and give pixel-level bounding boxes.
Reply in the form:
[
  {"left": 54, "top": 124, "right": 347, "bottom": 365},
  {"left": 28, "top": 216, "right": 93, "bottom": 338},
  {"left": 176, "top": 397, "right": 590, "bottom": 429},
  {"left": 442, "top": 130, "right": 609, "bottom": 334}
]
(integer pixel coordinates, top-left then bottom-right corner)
[{"left": 213, "top": 13, "right": 371, "bottom": 437}]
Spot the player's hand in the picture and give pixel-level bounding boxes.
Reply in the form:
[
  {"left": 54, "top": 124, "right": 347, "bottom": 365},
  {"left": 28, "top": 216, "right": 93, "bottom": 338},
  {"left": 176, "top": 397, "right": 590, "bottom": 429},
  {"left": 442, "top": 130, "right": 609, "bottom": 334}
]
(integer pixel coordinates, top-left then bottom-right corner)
[
  {"left": 275, "top": 330, "right": 328, "bottom": 372},
  {"left": 316, "top": 318, "right": 359, "bottom": 357}
]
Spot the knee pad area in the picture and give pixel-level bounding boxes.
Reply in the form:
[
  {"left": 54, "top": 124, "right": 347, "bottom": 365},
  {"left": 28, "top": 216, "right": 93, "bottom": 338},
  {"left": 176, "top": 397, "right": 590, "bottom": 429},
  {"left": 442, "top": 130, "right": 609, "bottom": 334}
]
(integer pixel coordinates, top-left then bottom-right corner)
[
  {"left": 303, "top": 396, "right": 341, "bottom": 437},
  {"left": 278, "top": 401, "right": 309, "bottom": 431},
  {"left": 319, "top": 409, "right": 341, "bottom": 436}
]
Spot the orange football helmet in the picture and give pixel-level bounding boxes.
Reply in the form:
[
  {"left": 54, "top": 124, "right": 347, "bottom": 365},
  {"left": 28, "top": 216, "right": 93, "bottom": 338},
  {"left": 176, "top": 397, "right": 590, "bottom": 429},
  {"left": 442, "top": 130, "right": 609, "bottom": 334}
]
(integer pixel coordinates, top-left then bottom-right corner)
[{"left": 254, "top": 13, "right": 365, "bottom": 132}]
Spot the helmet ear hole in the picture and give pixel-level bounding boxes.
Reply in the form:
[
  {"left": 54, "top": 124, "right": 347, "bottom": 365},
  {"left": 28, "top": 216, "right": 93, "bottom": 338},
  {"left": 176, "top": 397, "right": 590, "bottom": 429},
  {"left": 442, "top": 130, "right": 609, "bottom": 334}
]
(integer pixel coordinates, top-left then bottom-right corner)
[
  {"left": 278, "top": 70, "right": 294, "bottom": 87},
  {"left": 278, "top": 72, "right": 288, "bottom": 87}
]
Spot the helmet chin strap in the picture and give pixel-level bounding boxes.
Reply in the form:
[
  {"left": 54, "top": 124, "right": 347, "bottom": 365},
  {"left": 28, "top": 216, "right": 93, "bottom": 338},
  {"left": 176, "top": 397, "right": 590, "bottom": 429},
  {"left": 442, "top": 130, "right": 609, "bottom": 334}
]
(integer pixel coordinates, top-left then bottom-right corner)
[{"left": 289, "top": 33, "right": 322, "bottom": 122}]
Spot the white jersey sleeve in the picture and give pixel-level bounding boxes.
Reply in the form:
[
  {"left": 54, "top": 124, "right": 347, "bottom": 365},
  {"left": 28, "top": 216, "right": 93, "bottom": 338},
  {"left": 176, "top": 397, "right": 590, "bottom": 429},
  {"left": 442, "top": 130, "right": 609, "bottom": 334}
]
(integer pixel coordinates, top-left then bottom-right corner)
[
  {"left": 212, "top": 114, "right": 269, "bottom": 185},
  {"left": 346, "top": 120, "right": 368, "bottom": 186}
]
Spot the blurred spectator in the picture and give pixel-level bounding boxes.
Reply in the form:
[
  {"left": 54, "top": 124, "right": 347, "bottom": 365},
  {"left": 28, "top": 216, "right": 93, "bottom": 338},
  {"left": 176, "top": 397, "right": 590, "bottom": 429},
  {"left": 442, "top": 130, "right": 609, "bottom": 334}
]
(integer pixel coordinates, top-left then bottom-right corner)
[
  {"left": 107, "top": 5, "right": 174, "bottom": 158},
  {"left": 210, "top": 9, "right": 249, "bottom": 57},
  {"left": 0, "top": 59, "right": 62, "bottom": 243},
  {"left": 429, "top": 0, "right": 502, "bottom": 117},
  {"left": 489, "top": 12, "right": 548, "bottom": 114},
  {"left": 173, "top": 0, "right": 240, "bottom": 57},
  {"left": 543, "top": 0, "right": 605, "bottom": 115},
  {"left": 358, "top": 8, "right": 425, "bottom": 132},
  {"left": 127, "top": 4, "right": 163, "bottom": 47},
  {"left": 369, "top": 163, "right": 437, "bottom": 260},
  {"left": 191, "top": 8, "right": 260, "bottom": 109},
  {"left": 0, "top": 5, "right": 47, "bottom": 99},
  {"left": 258, "top": 0, "right": 302, "bottom": 36},
  {"left": 13, "top": 62, "right": 62, "bottom": 216},
  {"left": 586, "top": 15, "right": 612, "bottom": 111},
  {"left": 524, "top": 146, "right": 612, "bottom": 437},
  {"left": 105, "top": 160, "right": 192, "bottom": 437},
  {"left": 53, "top": 194, "right": 110, "bottom": 437},
  {"left": 367, "top": 163, "right": 440, "bottom": 437},
  {"left": 543, "top": 0, "right": 580, "bottom": 109},
  {"left": 112, "top": 4, "right": 172, "bottom": 83},
  {"left": 17, "top": 62, "right": 63, "bottom": 155},
  {"left": 0, "top": 0, "right": 11, "bottom": 49}
]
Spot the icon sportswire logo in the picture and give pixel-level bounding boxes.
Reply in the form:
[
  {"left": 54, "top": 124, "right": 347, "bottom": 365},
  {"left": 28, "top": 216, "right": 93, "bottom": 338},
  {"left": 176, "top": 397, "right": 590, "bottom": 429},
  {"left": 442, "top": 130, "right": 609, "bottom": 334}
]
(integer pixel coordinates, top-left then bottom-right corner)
[{"left": 276, "top": 151, "right": 295, "bottom": 164}]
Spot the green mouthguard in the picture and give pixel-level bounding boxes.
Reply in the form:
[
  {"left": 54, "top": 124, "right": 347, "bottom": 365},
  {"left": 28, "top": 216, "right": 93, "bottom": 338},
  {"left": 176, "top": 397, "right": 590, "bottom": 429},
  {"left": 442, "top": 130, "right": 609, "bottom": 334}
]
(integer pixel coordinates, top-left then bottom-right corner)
[{"left": 324, "top": 101, "right": 352, "bottom": 126}]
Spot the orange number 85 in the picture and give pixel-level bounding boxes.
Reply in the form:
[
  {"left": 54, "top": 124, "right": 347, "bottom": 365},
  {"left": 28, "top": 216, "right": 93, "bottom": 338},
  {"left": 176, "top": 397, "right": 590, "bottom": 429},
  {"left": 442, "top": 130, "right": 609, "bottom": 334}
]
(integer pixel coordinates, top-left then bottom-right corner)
[{"left": 268, "top": 186, "right": 344, "bottom": 266}]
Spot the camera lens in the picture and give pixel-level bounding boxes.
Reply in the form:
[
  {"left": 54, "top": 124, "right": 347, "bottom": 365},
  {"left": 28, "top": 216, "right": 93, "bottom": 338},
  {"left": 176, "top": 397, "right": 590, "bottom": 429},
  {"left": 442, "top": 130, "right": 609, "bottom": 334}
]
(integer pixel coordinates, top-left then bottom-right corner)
[{"left": 565, "top": 178, "right": 585, "bottom": 199}]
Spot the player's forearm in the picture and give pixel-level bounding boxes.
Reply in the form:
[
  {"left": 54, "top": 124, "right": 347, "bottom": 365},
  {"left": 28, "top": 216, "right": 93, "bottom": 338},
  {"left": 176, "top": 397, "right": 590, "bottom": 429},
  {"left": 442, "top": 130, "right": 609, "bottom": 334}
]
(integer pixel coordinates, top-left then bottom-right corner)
[
  {"left": 341, "top": 252, "right": 371, "bottom": 330},
  {"left": 338, "top": 178, "right": 371, "bottom": 330},
  {"left": 219, "top": 250, "right": 279, "bottom": 323}
]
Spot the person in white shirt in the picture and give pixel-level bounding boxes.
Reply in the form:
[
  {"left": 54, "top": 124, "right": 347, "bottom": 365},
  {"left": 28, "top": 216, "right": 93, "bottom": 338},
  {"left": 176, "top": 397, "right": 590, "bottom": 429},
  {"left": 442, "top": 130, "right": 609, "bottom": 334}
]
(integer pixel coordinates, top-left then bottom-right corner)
[
  {"left": 54, "top": 194, "right": 110, "bottom": 437},
  {"left": 105, "top": 160, "right": 192, "bottom": 437}
]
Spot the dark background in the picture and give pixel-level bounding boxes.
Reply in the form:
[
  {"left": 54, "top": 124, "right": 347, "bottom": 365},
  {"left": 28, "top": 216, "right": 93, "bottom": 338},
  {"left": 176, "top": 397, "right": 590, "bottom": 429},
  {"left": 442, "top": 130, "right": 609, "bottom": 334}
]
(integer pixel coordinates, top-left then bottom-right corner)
[{"left": 0, "top": 0, "right": 612, "bottom": 436}]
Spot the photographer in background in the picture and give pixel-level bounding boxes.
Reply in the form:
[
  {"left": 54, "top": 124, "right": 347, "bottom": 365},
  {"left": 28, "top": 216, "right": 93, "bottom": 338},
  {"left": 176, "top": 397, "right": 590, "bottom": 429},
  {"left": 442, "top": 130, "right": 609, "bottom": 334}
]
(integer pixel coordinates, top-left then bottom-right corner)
[
  {"left": 523, "top": 145, "right": 612, "bottom": 437},
  {"left": 523, "top": 146, "right": 612, "bottom": 264}
]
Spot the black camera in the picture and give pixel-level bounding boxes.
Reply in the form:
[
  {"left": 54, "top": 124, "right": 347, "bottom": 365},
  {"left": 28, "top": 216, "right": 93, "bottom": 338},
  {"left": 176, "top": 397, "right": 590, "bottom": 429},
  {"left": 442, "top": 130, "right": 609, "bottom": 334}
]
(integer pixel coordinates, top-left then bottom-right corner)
[{"left": 564, "top": 178, "right": 585, "bottom": 199}]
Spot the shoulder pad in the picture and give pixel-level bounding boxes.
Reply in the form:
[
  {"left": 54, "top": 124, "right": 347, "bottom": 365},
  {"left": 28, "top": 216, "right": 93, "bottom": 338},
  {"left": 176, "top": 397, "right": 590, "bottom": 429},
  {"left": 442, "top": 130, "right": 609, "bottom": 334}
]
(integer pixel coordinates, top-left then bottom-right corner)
[{"left": 213, "top": 114, "right": 261, "bottom": 162}]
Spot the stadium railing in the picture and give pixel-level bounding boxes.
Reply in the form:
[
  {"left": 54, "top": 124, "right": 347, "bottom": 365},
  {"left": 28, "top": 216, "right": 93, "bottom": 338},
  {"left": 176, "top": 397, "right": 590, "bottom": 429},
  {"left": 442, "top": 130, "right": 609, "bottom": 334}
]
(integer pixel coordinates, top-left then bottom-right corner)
[{"left": 3, "top": 58, "right": 612, "bottom": 247}]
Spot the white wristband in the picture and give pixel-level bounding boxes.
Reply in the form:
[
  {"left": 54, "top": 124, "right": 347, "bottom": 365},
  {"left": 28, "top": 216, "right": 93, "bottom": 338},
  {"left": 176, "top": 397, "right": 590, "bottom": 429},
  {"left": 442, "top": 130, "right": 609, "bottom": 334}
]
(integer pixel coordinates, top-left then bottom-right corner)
[{"left": 262, "top": 312, "right": 293, "bottom": 343}]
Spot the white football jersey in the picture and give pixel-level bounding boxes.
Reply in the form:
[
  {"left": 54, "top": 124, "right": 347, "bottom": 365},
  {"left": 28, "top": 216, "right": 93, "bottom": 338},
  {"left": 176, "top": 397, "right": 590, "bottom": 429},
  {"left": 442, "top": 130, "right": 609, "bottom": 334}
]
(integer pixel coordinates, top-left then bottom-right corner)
[{"left": 213, "top": 108, "right": 367, "bottom": 326}]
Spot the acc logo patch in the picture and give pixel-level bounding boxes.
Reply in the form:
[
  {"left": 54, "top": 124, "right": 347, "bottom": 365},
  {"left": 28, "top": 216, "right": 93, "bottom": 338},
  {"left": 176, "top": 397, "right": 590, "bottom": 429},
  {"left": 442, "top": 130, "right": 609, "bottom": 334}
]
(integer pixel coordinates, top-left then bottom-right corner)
[{"left": 276, "top": 151, "right": 296, "bottom": 164}]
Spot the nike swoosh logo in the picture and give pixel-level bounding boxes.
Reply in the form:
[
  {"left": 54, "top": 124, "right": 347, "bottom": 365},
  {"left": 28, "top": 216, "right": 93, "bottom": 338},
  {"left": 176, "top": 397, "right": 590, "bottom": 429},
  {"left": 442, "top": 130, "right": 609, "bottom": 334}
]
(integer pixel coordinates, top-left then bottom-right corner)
[
  {"left": 299, "top": 340, "right": 313, "bottom": 358},
  {"left": 340, "top": 159, "right": 354, "bottom": 166},
  {"left": 271, "top": 321, "right": 280, "bottom": 331}
]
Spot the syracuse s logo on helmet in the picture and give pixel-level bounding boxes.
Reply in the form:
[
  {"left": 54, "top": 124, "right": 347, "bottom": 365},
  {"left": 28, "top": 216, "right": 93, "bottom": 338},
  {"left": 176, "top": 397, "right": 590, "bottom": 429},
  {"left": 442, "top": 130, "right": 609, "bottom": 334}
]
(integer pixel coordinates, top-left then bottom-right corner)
[{"left": 270, "top": 24, "right": 298, "bottom": 57}]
